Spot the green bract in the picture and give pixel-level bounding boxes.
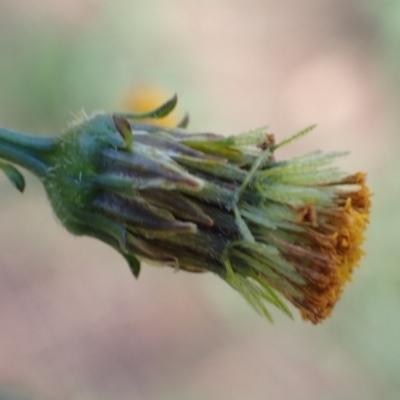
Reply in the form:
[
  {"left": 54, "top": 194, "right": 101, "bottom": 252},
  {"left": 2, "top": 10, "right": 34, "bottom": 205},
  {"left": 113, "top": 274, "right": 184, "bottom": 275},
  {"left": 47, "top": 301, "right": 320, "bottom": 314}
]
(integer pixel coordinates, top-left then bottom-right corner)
[{"left": 0, "top": 96, "right": 370, "bottom": 323}]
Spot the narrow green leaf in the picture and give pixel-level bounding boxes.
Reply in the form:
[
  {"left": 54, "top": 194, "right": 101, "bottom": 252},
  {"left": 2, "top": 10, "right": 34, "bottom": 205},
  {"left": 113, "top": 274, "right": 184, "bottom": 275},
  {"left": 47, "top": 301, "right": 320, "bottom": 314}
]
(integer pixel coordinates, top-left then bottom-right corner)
[
  {"left": 123, "top": 254, "right": 141, "bottom": 278},
  {"left": 0, "top": 161, "right": 25, "bottom": 192},
  {"left": 113, "top": 115, "right": 133, "bottom": 149},
  {"left": 116, "top": 94, "right": 178, "bottom": 120},
  {"left": 270, "top": 125, "right": 316, "bottom": 151},
  {"left": 177, "top": 113, "right": 190, "bottom": 128}
]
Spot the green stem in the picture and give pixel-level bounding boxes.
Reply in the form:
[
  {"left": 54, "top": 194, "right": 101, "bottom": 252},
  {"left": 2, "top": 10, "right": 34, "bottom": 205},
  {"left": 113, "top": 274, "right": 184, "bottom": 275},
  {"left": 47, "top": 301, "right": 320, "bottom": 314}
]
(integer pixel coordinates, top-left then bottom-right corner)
[{"left": 0, "top": 126, "right": 57, "bottom": 177}]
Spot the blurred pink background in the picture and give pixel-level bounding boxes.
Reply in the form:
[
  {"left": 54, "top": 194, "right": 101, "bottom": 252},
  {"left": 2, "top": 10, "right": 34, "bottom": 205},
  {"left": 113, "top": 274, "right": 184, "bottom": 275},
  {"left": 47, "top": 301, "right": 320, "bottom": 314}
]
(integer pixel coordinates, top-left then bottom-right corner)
[{"left": 0, "top": 1, "right": 398, "bottom": 399}]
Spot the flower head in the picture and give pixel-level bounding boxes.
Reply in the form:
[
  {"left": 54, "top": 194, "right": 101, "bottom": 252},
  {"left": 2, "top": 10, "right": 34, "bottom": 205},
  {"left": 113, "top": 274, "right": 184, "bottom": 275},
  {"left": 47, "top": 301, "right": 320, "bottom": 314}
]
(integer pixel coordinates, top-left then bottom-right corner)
[{"left": 0, "top": 95, "right": 371, "bottom": 323}]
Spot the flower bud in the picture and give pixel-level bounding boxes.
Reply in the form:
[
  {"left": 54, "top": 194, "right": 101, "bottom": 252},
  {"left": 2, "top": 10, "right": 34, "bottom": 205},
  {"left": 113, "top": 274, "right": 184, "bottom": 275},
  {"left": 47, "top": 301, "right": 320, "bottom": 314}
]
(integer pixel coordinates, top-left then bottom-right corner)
[{"left": 0, "top": 96, "right": 371, "bottom": 323}]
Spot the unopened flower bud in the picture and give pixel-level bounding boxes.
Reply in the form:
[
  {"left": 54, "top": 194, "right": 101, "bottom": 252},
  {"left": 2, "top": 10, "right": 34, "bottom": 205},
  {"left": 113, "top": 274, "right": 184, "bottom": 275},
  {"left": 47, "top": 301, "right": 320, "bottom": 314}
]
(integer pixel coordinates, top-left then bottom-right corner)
[{"left": 0, "top": 95, "right": 371, "bottom": 323}]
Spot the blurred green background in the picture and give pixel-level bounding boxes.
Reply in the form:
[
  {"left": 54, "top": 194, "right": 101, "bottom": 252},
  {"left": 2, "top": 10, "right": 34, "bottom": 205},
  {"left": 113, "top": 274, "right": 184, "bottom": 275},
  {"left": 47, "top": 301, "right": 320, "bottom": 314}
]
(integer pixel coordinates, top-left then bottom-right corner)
[{"left": 0, "top": 0, "right": 399, "bottom": 399}]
